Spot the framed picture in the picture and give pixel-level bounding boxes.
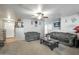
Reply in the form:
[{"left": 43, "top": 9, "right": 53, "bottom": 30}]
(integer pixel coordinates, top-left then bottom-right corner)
[
  {"left": 71, "top": 18, "right": 77, "bottom": 23},
  {"left": 54, "top": 22, "right": 60, "bottom": 27},
  {"left": 15, "top": 21, "right": 24, "bottom": 28},
  {"left": 35, "top": 21, "right": 38, "bottom": 27}
]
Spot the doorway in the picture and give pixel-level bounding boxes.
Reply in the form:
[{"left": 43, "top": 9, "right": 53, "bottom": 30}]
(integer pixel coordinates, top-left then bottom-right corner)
[{"left": 4, "top": 20, "right": 16, "bottom": 43}]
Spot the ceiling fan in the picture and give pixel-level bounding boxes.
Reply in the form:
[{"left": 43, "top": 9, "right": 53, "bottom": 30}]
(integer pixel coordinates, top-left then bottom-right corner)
[
  {"left": 19, "top": 4, "right": 49, "bottom": 20},
  {"left": 32, "top": 11, "right": 48, "bottom": 20}
]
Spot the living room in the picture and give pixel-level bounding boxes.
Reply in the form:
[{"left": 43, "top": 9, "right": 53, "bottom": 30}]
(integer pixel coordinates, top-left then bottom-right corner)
[{"left": 0, "top": 4, "right": 79, "bottom": 55}]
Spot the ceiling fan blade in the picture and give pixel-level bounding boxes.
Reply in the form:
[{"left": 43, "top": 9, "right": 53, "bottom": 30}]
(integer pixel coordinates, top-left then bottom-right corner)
[{"left": 43, "top": 16, "right": 48, "bottom": 18}]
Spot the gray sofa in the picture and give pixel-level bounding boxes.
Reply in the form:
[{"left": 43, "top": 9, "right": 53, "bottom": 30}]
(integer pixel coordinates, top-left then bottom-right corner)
[
  {"left": 24, "top": 32, "right": 40, "bottom": 42},
  {"left": 46, "top": 32, "right": 77, "bottom": 47}
]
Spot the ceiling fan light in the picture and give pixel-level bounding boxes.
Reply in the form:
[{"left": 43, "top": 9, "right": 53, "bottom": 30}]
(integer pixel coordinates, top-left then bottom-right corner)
[
  {"left": 43, "top": 16, "right": 48, "bottom": 18},
  {"left": 33, "top": 14, "right": 38, "bottom": 17},
  {"left": 38, "top": 15, "right": 42, "bottom": 19}
]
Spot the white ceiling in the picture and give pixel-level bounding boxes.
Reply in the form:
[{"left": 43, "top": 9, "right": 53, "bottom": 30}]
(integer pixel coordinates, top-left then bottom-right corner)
[{"left": 0, "top": 4, "right": 79, "bottom": 20}]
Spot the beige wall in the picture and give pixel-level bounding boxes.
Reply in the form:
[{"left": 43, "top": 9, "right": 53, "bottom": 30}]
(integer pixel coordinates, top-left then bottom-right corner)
[
  {"left": 15, "top": 19, "right": 45, "bottom": 40},
  {"left": 61, "top": 14, "right": 79, "bottom": 33},
  {"left": 0, "top": 19, "right": 4, "bottom": 29}
]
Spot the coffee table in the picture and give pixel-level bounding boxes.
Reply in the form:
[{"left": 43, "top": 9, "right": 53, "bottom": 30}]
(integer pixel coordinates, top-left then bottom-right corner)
[{"left": 40, "top": 37, "right": 59, "bottom": 50}]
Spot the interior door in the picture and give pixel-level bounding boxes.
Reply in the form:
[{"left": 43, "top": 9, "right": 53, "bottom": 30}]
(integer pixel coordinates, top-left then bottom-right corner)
[{"left": 4, "top": 21, "right": 15, "bottom": 38}]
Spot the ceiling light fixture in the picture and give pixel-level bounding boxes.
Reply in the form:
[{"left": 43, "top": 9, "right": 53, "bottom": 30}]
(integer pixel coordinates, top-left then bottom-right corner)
[
  {"left": 33, "top": 12, "right": 48, "bottom": 20},
  {"left": 3, "top": 14, "right": 14, "bottom": 22},
  {"left": 32, "top": 5, "right": 48, "bottom": 20}
]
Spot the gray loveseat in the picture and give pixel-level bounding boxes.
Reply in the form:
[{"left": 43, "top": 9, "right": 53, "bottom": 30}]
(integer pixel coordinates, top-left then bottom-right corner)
[
  {"left": 24, "top": 32, "right": 40, "bottom": 42},
  {"left": 46, "top": 32, "right": 77, "bottom": 47}
]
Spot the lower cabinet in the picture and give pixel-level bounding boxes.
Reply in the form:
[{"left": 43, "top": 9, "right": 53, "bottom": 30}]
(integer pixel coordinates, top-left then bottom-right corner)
[{"left": 0, "top": 29, "right": 6, "bottom": 47}]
